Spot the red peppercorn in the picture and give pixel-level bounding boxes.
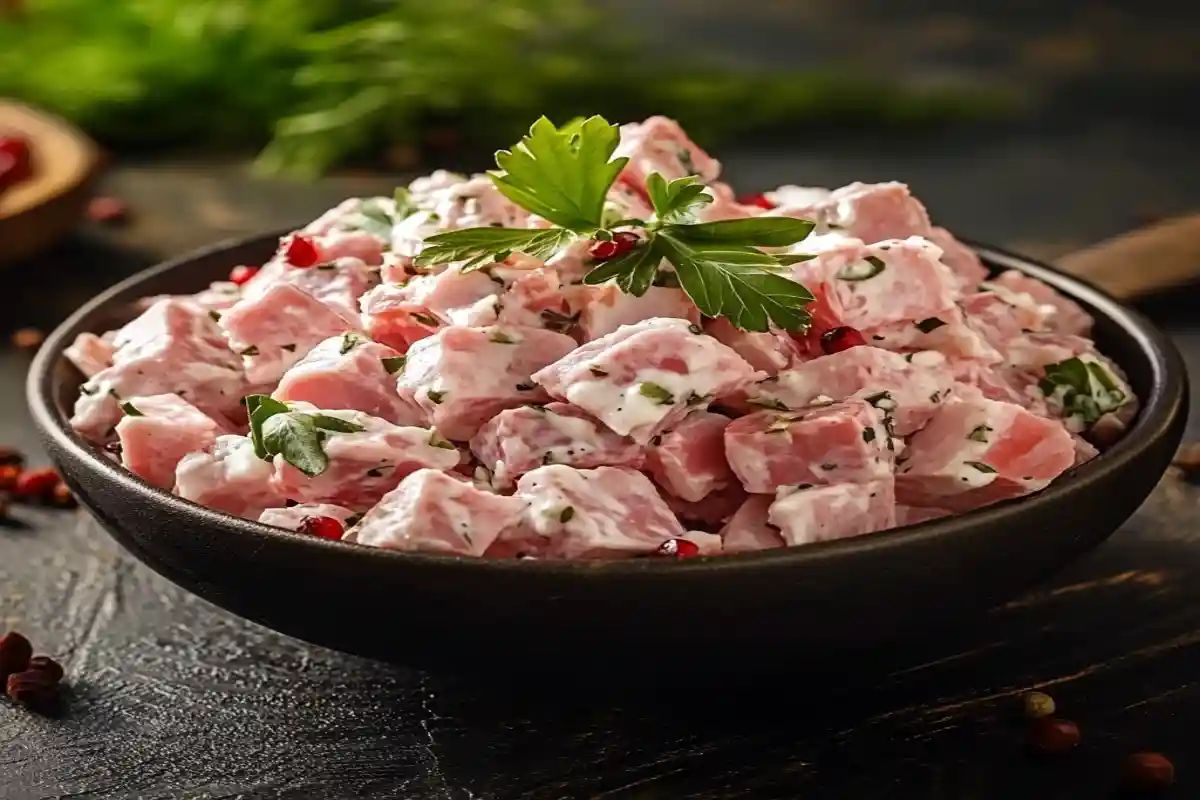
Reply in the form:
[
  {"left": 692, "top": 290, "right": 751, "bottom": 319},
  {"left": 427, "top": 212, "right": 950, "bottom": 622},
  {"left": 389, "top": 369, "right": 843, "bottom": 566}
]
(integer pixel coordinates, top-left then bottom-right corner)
[
  {"left": 1120, "top": 752, "right": 1174, "bottom": 792},
  {"left": 27, "top": 655, "right": 64, "bottom": 683},
  {"left": 820, "top": 326, "right": 867, "bottom": 354},
  {"left": 6, "top": 669, "right": 60, "bottom": 713},
  {"left": 229, "top": 265, "right": 260, "bottom": 286},
  {"left": 282, "top": 234, "right": 321, "bottom": 268},
  {"left": 297, "top": 515, "right": 344, "bottom": 541},
  {"left": 0, "top": 631, "right": 32, "bottom": 679},
  {"left": 656, "top": 538, "right": 701, "bottom": 558},
  {"left": 51, "top": 482, "right": 77, "bottom": 509},
  {"left": 1026, "top": 717, "right": 1081, "bottom": 756},
  {"left": 0, "top": 136, "right": 33, "bottom": 189},
  {"left": 737, "top": 192, "right": 775, "bottom": 210},
  {"left": 588, "top": 231, "right": 639, "bottom": 261},
  {"left": 15, "top": 467, "right": 59, "bottom": 501},
  {"left": 0, "top": 464, "right": 20, "bottom": 491},
  {"left": 87, "top": 196, "right": 129, "bottom": 225}
]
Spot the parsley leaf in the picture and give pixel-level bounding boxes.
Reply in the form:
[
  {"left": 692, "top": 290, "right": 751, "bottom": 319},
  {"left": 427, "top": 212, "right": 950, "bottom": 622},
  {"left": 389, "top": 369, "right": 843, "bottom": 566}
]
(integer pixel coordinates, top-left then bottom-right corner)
[
  {"left": 490, "top": 115, "right": 627, "bottom": 231},
  {"left": 654, "top": 233, "right": 813, "bottom": 332},
  {"left": 414, "top": 227, "right": 572, "bottom": 272},
  {"left": 246, "top": 395, "right": 290, "bottom": 460},
  {"left": 667, "top": 217, "right": 814, "bottom": 248},
  {"left": 583, "top": 238, "right": 663, "bottom": 297},
  {"left": 245, "top": 394, "right": 365, "bottom": 476},
  {"left": 645, "top": 174, "right": 713, "bottom": 224}
]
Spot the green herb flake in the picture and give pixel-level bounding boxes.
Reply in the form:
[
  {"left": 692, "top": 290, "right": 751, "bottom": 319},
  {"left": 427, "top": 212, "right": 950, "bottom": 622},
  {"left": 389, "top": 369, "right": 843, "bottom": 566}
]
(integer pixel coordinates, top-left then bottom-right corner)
[
  {"left": 240, "top": 345, "right": 260, "bottom": 356},
  {"left": 915, "top": 317, "right": 946, "bottom": 334},
  {"left": 836, "top": 256, "right": 886, "bottom": 281},
  {"left": 366, "top": 467, "right": 385, "bottom": 478},
  {"left": 339, "top": 333, "right": 362, "bottom": 354},
  {"left": 862, "top": 427, "right": 876, "bottom": 443},
  {"left": 120, "top": 401, "right": 144, "bottom": 417},
  {"left": 967, "top": 424, "right": 992, "bottom": 443},
  {"left": 515, "top": 382, "right": 536, "bottom": 391},
  {"left": 428, "top": 431, "right": 456, "bottom": 450},
  {"left": 412, "top": 312, "right": 441, "bottom": 327},
  {"left": 747, "top": 397, "right": 790, "bottom": 412},
  {"left": 381, "top": 356, "right": 407, "bottom": 375},
  {"left": 208, "top": 310, "right": 222, "bottom": 323},
  {"left": 588, "top": 366, "right": 609, "bottom": 378},
  {"left": 426, "top": 389, "right": 446, "bottom": 405},
  {"left": 964, "top": 461, "right": 997, "bottom": 474},
  {"left": 490, "top": 331, "right": 516, "bottom": 344},
  {"left": 559, "top": 505, "right": 576, "bottom": 523},
  {"left": 281, "top": 343, "right": 296, "bottom": 352},
  {"left": 687, "top": 323, "right": 703, "bottom": 335},
  {"left": 638, "top": 382, "right": 675, "bottom": 405}
]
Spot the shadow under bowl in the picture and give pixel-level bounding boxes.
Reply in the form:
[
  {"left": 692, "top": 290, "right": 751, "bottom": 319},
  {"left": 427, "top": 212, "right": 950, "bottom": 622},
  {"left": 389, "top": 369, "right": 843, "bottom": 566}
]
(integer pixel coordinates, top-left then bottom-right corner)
[{"left": 27, "top": 232, "right": 1189, "bottom": 677}]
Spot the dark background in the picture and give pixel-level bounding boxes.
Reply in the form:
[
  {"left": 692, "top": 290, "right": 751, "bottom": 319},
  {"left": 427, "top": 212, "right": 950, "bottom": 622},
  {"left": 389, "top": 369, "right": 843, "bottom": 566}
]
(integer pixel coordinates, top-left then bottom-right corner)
[{"left": 3, "top": 2, "right": 1200, "bottom": 798}]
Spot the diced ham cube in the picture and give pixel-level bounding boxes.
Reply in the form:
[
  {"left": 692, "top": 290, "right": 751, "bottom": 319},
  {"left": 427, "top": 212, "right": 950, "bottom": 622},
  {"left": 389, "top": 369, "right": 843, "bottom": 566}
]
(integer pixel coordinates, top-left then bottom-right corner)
[
  {"left": 317, "top": 232, "right": 386, "bottom": 266},
  {"left": 392, "top": 264, "right": 502, "bottom": 327},
  {"left": 578, "top": 284, "right": 698, "bottom": 342},
  {"left": 960, "top": 285, "right": 1050, "bottom": 353},
  {"left": 725, "top": 400, "right": 894, "bottom": 493},
  {"left": 176, "top": 435, "right": 286, "bottom": 520},
  {"left": 270, "top": 404, "right": 460, "bottom": 510},
  {"left": 991, "top": 270, "right": 1093, "bottom": 336},
  {"left": 928, "top": 226, "right": 990, "bottom": 289},
  {"left": 259, "top": 504, "right": 358, "bottom": 532},
  {"left": 533, "top": 317, "right": 762, "bottom": 445},
  {"left": 776, "top": 181, "right": 932, "bottom": 242},
  {"left": 895, "top": 504, "right": 952, "bottom": 527},
  {"left": 645, "top": 411, "right": 733, "bottom": 502},
  {"left": 396, "top": 173, "right": 531, "bottom": 258},
  {"left": 615, "top": 116, "right": 721, "bottom": 189},
  {"left": 720, "top": 496, "right": 785, "bottom": 553},
  {"left": 681, "top": 531, "right": 724, "bottom": 556},
  {"left": 71, "top": 300, "right": 247, "bottom": 443},
  {"left": 469, "top": 403, "right": 644, "bottom": 488},
  {"left": 242, "top": 255, "right": 373, "bottom": 322},
  {"left": 220, "top": 282, "right": 361, "bottom": 385},
  {"left": 865, "top": 304, "right": 1003, "bottom": 363},
  {"left": 272, "top": 334, "right": 421, "bottom": 426},
  {"left": 115, "top": 394, "right": 229, "bottom": 490},
  {"left": 359, "top": 281, "right": 443, "bottom": 353},
  {"left": 397, "top": 325, "right": 577, "bottom": 441},
  {"left": 748, "top": 346, "right": 955, "bottom": 435},
  {"left": 496, "top": 267, "right": 572, "bottom": 331},
  {"left": 499, "top": 465, "right": 686, "bottom": 559},
  {"left": 951, "top": 361, "right": 1048, "bottom": 415},
  {"left": 896, "top": 396, "right": 1076, "bottom": 511},
  {"left": 64, "top": 332, "right": 115, "bottom": 378},
  {"left": 768, "top": 479, "right": 897, "bottom": 546},
  {"left": 664, "top": 483, "right": 748, "bottom": 529},
  {"left": 344, "top": 469, "right": 528, "bottom": 556},
  {"left": 702, "top": 317, "right": 801, "bottom": 376}
]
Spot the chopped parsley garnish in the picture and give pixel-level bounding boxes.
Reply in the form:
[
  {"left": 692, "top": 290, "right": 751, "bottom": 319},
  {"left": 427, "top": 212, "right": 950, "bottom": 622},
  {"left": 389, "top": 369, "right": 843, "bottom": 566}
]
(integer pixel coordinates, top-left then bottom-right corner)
[
  {"left": 381, "top": 356, "right": 407, "bottom": 374},
  {"left": 638, "top": 381, "right": 675, "bottom": 405},
  {"left": 239, "top": 345, "right": 260, "bottom": 356},
  {"left": 862, "top": 427, "right": 876, "bottom": 443},
  {"left": 426, "top": 389, "right": 446, "bottom": 405},
  {"left": 245, "top": 395, "right": 365, "bottom": 477},
  {"left": 281, "top": 343, "right": 296, "bottom": 352},
  {"left": 747, "top": 397, "right": 790, "bottom": 412},
  {"left": 411, "top": 312, "right": 441, "bottom": 327},
  {"left": 963, "top": 461, "right": 997, "bottom": 474},
  {"left": 339, "top": 332, "right": 362, "bottom": 354},
  {"left": 413, "top": 116, "right": 814, "bottom": 332},
  {"left": 119, "top": 401, "right": 143, "bottom": 417},
  {"left": 1038, "top": 357, "right": 1127, "bottom": 426},
  {"left": 559, "top": 506, "right": 576, "bottom": 523},
  {"left": 515, "top": 381, "right": 536, "bottom": 391},
  {"left": 208, "top": 310, "right": 222, "bottom": 323},
  {"left": 428, "top": 430, "right": 456, "bottom": 450},
  {"left": 836, "top": 256, "right": 885, "bottom": 281},
  {"left": 915, "top": 317, "right": 946, "bottom": 333},
  {"left": 864, "top": 391, "right": 895, "bottom": 410},
  {"left": 365, "top": 467, "right": 385, "bottom": 478},
  {"left": 489, "top": 331, "right": 516, "bottom": 344},
  {"left": 588, "top": 366, "right": 609, "bottom": 378},
  {"left": 967, "top": 424, "right": 992, "bottom": 443}
]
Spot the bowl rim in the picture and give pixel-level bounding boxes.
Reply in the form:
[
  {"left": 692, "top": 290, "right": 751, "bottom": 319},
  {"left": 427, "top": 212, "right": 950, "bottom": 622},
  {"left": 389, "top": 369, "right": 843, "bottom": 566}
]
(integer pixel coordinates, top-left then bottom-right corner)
[{"left": 27, "top": 231, "right": 1190, "bottom": 578}]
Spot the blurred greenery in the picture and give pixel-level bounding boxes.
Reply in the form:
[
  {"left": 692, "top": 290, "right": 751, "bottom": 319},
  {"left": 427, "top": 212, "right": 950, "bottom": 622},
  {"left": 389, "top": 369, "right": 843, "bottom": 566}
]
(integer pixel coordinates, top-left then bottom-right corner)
[{"left": 0, "top": 0, "right": 1018, "bottom": 178}]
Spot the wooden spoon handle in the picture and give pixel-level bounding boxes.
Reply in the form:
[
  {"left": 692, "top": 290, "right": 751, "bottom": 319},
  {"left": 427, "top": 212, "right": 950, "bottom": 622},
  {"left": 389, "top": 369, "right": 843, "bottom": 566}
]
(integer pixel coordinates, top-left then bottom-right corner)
[{"left": 1056, "top": 214, "right": 1200, "bottom": 300}]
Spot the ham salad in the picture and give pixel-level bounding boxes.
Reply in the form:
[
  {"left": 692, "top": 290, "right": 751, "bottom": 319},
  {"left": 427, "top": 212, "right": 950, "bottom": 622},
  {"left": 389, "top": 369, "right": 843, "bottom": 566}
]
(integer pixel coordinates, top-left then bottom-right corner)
[{"left": 64, "top": 115, "right": 1138, "bottom": 560}]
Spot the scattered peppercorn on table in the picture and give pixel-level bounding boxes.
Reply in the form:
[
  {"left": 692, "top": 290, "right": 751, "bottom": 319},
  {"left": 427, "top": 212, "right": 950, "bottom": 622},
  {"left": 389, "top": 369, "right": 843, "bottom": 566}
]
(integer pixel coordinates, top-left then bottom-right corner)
[{"left": 1, "top": 119, "right": 1198, "bottom": 797}]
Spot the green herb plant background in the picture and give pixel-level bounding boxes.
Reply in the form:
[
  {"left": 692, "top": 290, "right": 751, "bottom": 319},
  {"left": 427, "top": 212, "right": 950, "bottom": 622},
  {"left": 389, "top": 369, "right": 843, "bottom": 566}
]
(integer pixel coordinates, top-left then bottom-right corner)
[{"left": 0, "top": 0, "right": 1013, "bottom": 178}]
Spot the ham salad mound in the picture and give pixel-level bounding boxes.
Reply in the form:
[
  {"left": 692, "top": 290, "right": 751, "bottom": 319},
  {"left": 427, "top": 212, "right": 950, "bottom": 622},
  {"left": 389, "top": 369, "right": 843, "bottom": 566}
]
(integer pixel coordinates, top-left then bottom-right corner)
[{"left": 64, "top": 115, "right": 1137, "bottom": 560}]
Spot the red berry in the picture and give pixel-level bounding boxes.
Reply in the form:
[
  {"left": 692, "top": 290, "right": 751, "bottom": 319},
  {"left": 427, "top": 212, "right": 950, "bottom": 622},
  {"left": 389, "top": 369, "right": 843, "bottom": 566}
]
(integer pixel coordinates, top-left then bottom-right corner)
[
  {"left": 820, "top": 326, "right": 866, "bottom": 354},
  {"left": 588, "top": 231, "right": 639, "bottom": 261},
  {"left": 282, "top": 234, "right": 321, "bottom": 268},
  {"left": 1120, "top": 752, "right": 1175, "bottom": 791},
  {"left": 1026, "top": 717, "right": 1081, "bottom": 756},
  {"left": 0, "top": 136, "right": 33, "bottom": 188},
  {"left": 0, "top": 631, "right": 32, "bottom": 679},
  {"left": 27, "top": 656, "right": 64, "bottom": 683},
  {"left": 15, "top": 467, "right": 59, "bottom": 501},
  {"left": 656, "top": 538, "right": 701, "bottom": 558},
  {"left": 737, "top": 192, "right": 775, "bottom": 210},
  {"left": 87, "top": 196, "right": 129, "bottom": 224},
  {"left": 298, "top": 515, "right": 344, "bottom": 541},
  {"left": 229, "top": 265, "right": 260, "bottom": 286}
]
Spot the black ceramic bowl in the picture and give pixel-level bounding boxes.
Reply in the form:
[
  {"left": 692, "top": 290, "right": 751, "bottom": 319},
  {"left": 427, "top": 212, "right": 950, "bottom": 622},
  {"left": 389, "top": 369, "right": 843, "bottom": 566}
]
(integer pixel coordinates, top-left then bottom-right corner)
[{"left": 28, "top": 232, "right": 1188, "bottom": 675}]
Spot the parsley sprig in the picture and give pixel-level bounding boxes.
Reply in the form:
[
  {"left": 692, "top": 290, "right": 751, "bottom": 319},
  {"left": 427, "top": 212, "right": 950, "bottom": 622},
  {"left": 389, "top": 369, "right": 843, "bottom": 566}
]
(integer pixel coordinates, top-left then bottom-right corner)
[
  {"left": 246, "top": 395, "right": 366, "bottom": 477},
  {"left": 411, "top": 116, "right": 815, "bottom": 332}
]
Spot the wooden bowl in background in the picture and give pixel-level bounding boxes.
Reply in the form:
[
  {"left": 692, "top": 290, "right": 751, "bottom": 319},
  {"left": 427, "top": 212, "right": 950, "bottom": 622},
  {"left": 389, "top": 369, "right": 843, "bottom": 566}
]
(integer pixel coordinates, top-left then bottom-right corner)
[{"left": 0, "top": 100, "right": 101, "bottom": 265}]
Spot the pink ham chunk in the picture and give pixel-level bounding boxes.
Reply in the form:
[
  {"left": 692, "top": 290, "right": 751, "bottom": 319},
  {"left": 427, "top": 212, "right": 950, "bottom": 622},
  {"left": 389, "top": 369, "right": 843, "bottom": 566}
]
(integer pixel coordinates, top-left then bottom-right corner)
[
  {"left": 344, "top": 469, "right": 528, "bottom": 556},
  {"left": 397, "top": 325, "right": 577, "bottom": 441},
  {"left": 359, "top": 281, "right": 443, "bottom": 353},
  {"left": 615, "top": 116, "right": 721, "bottom": 189},
  {"left": 71, "top": 299, "right": 246, "bottom": 443},
  {"left": 498, "top": 465, "right": 686, "bottom": 559},
  {"left": 65, "top": 332, "right": 115, "bottom": 378},
  {"left": 220, "top": 282, "right": 361, "bottom": 385},
  {"left": 896, "top": 396, "right": 1076, "bottom": 512},
  {"left": 577, "top": 284, "right": 699, "bottom": 342},
  {"left": 242, "top": 254, "right": 373, "bottom": 322},
  {"left": 960, "top": 285, "right": 1050, "bottom": 353},
  {"left": 115, "top": 394, "right": 229, "bottom": 489},
  {"left": 533, "top": 317, "right": 762, "bottom": 445},
  {"left": 645, "top": 411, "right": 733, "bottom": 502},
  {"left": 469, "top": 403, "right": 644, "bottom": 488},
  {"left": 389, "top": 264, "right": 502, "bottom": 327},
  {"left": 767, "top": 479, "right": 896, "bottom": 546},
  {"left": 928, "top": 227, "right": 989, "bottom": 289},
  {"left": 747, "top": 346, "right": 955, "bottom": 436},
  {"left": 175, "top": 435, "right": 285, "bottom": 520},
  {"left": 720, "top": 496, "right": 785, "bottom": 553},
  {"left": 272, "top": 334, "right": 420, "bottom": 425},
  {"left": 259, "top": 504, "right": 357, "bottom": 532},
  {"left": 990, "top": 270, "right": 1093, "bottom": 336},
  {"left": 702, "top": 317, "right": 801, "bottom": 376},
  {"left": 725, "top": 400, "right": 894, "bottom": 493},
  {"left": 665, "top": 483, "right": 748, "bottom": 529},
  {"left": 270, "top": 404, "right": 460, "bottom": 510},
  {"left": 895, "top": 504, "right": 952, "bottom": 527}
]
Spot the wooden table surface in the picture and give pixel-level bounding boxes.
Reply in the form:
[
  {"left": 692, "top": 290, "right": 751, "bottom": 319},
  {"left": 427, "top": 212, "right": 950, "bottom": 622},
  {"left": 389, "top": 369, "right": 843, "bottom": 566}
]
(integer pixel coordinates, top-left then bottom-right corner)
[{"left": 2, "top": 118, "right": 1199, "bottom": 799}]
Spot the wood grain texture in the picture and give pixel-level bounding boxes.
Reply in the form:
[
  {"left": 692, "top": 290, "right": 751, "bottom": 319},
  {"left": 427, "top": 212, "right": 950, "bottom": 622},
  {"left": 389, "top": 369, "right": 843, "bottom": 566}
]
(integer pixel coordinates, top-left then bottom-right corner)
[
  {"left": 2, "top": 120, "right": 1200, "bottom": 799},
  {"left": 1058, "top": 215, "right": 1200, "bottom": 299}
]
